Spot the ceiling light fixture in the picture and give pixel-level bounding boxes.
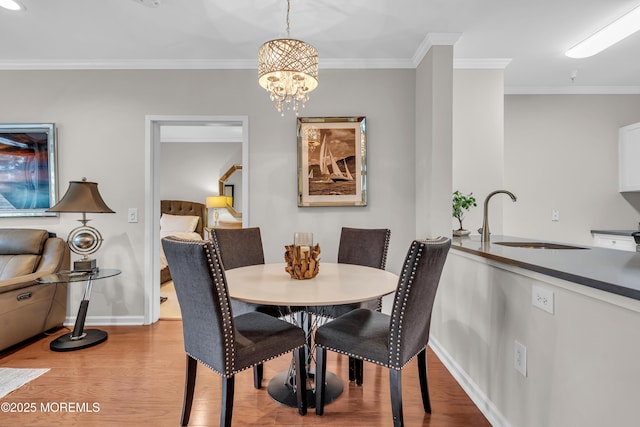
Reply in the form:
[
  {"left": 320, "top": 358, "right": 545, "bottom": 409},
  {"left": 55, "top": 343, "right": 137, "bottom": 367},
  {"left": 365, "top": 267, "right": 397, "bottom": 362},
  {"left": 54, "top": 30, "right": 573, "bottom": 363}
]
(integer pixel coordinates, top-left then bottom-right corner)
[
  {"left": 258, "top": 0, "right": 318, "bottom": 116},
  {"left": 0, "top": 0, "right": 23, "bottom": 11},
  {"left": 565, "top": 5, "right": 640, "bottom": 58}
]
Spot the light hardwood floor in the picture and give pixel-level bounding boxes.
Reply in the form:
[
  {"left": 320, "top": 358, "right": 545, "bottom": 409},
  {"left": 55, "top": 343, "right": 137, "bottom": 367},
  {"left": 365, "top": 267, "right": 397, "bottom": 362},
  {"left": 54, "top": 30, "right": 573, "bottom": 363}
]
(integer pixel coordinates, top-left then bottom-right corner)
[
  {"left": 0, "top": 322, "right": 490, "bottom": 426},
  {"left": 160, "top": 280, "right": 182, "bottom": 320}
]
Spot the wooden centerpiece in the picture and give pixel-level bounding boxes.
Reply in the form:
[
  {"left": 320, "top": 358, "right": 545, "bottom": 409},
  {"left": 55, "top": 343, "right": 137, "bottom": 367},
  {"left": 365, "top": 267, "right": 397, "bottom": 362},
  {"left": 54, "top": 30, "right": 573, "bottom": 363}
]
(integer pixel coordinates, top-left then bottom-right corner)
[{"left": 284, "top": 244, "right": 321, "bottom": 280}]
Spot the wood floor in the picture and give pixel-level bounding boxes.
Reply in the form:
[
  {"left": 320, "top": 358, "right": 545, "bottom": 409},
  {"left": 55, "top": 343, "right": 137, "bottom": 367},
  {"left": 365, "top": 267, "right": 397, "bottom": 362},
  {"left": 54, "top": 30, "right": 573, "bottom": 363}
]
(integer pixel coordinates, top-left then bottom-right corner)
[{"left": 0, "top": 322, "right": 490, "bottom": 427}]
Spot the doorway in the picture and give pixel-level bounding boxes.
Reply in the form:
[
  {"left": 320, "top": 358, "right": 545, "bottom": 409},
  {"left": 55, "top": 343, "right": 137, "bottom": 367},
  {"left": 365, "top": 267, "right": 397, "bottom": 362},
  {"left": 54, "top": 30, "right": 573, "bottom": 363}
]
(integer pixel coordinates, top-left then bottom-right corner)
[{"left": 144, "top": 115, "right": 249, "bottom": 324}]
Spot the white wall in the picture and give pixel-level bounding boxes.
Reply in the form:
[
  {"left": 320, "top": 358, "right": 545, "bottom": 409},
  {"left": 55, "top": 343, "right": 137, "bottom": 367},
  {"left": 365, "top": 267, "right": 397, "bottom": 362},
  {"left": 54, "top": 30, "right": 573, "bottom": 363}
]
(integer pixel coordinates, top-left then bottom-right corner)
[
  {"left": 160, "top": 141, "right": 240, "bottom": 203},
  {"left": 433, "top": 251, "right": 640, "bottom": 427},
  {"left": 504, "top": 95, "right": 640, "bottom": 245},
  {"left": 0, "top": 68, "right": 422, "bottom": 323},
  {"left": 453, "top": 69, "right": 506, "bottom": 235},
  {"left": 415, "top": 45, "right": 454, "bottom": 239}
]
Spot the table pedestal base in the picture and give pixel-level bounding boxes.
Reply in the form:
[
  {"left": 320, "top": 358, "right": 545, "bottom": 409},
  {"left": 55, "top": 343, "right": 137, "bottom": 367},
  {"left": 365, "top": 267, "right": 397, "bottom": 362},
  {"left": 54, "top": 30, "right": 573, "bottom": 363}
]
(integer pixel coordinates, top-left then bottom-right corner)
[
  {"left": 50, "top": 329, "right": 108, "bottom": 352},
  {"left": 267, "top": 371, "right": 343, "bottom": 408}
]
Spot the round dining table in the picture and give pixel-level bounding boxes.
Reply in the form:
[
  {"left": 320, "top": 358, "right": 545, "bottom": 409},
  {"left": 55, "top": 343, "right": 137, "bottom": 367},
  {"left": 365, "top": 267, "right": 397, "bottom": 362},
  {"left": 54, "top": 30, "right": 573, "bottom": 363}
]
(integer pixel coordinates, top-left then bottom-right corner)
[{"left": 224, "top": 262, "right": 399, "bottom": 408}]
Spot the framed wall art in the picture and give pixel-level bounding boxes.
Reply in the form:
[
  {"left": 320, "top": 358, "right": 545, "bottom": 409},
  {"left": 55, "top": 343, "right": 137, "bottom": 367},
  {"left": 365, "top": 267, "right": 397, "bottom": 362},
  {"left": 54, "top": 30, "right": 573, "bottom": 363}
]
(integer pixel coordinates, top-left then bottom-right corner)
[
  {"left": 0, "top": 123, "right": 58, "bottom": 217},
  {"left": 297, "top": 116, "right": 367, "bottom": 207}
]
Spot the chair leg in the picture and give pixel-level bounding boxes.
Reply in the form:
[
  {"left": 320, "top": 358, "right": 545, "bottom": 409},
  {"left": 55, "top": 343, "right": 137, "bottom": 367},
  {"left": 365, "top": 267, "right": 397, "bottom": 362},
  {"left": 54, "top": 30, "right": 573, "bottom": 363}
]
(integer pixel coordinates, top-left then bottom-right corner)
[
  {"left": 253, "top": 363, "right": 264, "bottom": 389},
  {"left": 294, "top": 347, "right": 308, "bottom": 415},
  {"left": 221, "top": 376, "right": 235, "bottom": 427},
  {"left": 315, "top": 346, "right": 327, "bottom": 415},
  {"left": 417, "top": 348, "right": 431, "bottom": 413},
  {"left": 389, "top": 369, "right": 404, "bottom": 427},
  {"left": 355, "top": 359, "right": 364, "bottom": 386},
  {"left": 348, "top": 356, "right": 356, "bottom": 381},
  {"left": 181, "top": 355, "right": 198, "bottom": 426}
]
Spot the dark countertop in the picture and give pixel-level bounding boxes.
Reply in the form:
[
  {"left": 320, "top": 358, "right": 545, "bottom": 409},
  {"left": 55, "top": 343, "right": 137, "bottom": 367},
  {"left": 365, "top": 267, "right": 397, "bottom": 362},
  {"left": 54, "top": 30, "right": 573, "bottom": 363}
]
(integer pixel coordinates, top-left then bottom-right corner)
[
  {"left": 451, "top": 235, "right": 640, "bottom": 301},
  {"left": 590, "top": 229, "right": 639, "bottom": 236}
]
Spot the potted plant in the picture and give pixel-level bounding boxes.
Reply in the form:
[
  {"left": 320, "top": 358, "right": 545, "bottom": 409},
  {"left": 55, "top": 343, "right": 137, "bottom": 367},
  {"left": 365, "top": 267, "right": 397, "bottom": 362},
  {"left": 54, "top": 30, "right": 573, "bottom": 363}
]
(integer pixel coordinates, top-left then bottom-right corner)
[{"left": 452, "top": 191, "right": 477, "bottom": 236}]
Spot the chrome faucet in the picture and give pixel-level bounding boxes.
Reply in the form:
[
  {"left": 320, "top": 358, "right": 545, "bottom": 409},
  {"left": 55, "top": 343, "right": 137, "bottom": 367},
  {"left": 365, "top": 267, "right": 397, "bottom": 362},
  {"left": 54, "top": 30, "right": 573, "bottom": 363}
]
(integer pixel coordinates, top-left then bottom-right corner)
[{"left": 480, "top": 190, "right": 517, "bottom": 242}]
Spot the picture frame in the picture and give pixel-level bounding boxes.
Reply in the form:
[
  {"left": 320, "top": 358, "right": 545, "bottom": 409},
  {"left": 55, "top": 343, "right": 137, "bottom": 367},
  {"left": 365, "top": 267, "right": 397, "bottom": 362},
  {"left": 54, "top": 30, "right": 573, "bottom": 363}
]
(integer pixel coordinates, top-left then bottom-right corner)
[
  {"left": 223, "top": 184, "right": 234, "bottom": 207},
  {"left": 297, "top": 116, "right": 367, "bottom": 207},
  {"left": 0, "top": 123, "right": 58, "bottom": 217}
]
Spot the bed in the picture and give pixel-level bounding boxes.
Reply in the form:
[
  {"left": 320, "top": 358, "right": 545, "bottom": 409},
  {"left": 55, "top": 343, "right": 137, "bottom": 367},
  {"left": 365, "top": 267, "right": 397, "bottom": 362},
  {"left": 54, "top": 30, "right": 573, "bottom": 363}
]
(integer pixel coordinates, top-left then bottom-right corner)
[{"left": 160, "top": 200, "right": 207, "bottom": 284}]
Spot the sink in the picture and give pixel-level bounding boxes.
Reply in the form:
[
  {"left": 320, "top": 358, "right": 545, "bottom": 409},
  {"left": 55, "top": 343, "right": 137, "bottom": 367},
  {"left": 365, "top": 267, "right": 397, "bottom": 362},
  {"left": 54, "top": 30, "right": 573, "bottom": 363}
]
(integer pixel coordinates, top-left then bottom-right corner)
[{"left": 494, "top": 242, "right": 589, "bottom": 250}]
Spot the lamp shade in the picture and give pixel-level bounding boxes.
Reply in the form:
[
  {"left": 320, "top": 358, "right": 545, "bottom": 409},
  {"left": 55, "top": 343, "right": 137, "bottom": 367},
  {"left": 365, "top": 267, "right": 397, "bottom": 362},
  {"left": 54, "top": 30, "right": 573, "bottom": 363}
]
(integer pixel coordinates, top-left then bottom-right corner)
[
  {"left": 47, "top": 178, "right": 115, "bottom": 214},
  {"left": 206, "top": 195, "right": 228, "bottom": 209}
]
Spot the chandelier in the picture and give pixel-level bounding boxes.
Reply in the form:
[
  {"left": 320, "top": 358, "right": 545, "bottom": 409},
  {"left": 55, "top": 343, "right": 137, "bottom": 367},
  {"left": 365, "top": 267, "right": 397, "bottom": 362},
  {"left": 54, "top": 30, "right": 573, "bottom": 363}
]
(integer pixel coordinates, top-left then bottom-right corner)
[{"left": 258, "top": 0, "right": 318, "bottom": 116}]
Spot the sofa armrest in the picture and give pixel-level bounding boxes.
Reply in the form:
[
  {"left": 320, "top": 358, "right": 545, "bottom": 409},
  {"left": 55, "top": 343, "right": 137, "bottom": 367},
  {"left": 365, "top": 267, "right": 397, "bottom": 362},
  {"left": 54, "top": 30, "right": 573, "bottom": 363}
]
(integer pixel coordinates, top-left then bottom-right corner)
[
  {"left": 0, "top": 271, "right": 53, "bottom": 294},
  {"left": 34, "top": 238, "right": 70, "bottom": 275},
  {"left": 0, "top": 238, "right": 70, "bottom": 295}
]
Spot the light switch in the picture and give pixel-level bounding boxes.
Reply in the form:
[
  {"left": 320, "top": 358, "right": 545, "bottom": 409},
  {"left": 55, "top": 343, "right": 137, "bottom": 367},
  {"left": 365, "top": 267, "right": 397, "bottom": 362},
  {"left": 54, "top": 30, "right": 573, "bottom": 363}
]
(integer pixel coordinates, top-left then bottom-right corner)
[{"left": 128, "top": 208, "right": 138, "bottom": 223}]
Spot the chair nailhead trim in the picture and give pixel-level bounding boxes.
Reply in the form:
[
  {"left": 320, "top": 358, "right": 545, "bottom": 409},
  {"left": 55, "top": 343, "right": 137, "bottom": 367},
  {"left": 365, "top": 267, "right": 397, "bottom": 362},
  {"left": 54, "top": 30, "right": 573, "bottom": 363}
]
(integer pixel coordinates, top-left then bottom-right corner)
[{"left": 388, "top": 240, "right": 425, "bottom": 368}]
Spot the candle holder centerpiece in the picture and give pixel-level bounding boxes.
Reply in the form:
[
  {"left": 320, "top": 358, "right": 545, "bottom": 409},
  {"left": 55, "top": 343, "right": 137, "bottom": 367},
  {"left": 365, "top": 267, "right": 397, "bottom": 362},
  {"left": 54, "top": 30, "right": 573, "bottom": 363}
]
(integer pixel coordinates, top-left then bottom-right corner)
[{"left": 285, "top": 232, "right": 320, "bottom": 279}]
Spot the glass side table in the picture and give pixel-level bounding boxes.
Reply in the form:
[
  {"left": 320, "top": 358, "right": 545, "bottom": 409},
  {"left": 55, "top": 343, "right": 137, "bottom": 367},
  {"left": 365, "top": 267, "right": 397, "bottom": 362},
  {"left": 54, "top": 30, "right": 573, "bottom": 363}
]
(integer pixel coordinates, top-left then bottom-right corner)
[{"left": 37, "top": 268, "right": 121, "bottom": 352}]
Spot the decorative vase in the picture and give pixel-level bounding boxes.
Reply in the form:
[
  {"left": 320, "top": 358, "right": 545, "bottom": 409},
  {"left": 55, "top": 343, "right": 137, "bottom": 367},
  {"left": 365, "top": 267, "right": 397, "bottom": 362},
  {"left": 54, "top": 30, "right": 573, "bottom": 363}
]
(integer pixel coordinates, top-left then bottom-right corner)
[
  {"left": 453, "top": 229, "right": 471, "bottom": 237},
  {"left": 284, "top": 243, "right": 321, "bottom": 279}
]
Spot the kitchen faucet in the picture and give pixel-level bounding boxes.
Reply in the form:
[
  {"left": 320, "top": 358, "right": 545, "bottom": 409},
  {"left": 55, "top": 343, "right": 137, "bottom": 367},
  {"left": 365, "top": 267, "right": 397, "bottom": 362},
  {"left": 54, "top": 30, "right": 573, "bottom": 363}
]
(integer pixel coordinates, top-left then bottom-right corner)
[{"left": 480, "top": 190, "right": 517, "bottom": 242}]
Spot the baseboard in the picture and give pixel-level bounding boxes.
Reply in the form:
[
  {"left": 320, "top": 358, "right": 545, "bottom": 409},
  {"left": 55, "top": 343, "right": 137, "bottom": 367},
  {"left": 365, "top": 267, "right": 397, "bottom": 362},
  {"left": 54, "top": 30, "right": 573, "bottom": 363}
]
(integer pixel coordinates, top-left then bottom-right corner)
[
  {"left": 64, "top": 315, "right": 145, "bottom": 326},
  {"left": 428, "top": 336, "right": 511, "bottom": 427}
]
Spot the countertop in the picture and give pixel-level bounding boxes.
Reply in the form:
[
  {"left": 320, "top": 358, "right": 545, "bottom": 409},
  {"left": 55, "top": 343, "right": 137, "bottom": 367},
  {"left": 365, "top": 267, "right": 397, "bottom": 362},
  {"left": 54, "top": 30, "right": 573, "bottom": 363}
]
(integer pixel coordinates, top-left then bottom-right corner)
[
  {"left": 451, "top": 235, "right": 640, "bottom": 301},
  {"left": 590, "top": 229, "right": 639, "bottom": 236}
]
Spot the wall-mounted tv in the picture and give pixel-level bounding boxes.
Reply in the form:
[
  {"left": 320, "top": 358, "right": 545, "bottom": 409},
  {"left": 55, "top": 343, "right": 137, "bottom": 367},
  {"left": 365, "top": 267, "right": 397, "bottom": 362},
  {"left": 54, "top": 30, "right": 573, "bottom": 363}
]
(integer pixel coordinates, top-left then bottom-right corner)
[{"left": 0, "top": 123, "right": 57, "bottom": 217}]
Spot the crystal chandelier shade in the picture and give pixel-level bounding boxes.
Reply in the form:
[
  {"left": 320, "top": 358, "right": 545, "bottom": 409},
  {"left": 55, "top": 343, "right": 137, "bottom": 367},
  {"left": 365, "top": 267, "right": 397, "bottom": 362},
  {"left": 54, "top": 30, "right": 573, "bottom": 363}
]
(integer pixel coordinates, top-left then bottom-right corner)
[{"left": 258, "top": 0, "right": 318, "bottom": 116}]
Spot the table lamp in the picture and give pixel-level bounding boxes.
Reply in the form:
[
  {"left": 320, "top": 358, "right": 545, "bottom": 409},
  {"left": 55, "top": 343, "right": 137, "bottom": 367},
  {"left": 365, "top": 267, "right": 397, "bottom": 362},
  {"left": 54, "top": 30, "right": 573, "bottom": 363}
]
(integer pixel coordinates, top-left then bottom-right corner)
[
  {"left": 206, "top": 195, "right": 228, "bottom": 226},
  {"left": 47, "top": 177, "right": 115, "bottom": 272}
]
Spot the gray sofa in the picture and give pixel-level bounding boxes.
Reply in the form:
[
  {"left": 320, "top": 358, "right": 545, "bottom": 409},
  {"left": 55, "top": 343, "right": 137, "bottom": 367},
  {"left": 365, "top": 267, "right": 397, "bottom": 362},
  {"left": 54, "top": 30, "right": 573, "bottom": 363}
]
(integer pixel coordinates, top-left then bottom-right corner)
[{"left": 0, "top": 229, "right": 70, "bottom": 352}]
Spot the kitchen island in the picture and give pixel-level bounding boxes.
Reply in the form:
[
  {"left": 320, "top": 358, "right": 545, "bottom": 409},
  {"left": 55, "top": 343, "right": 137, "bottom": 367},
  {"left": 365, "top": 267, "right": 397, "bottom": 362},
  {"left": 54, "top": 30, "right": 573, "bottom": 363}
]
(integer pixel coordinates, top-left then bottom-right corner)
[
  {"left": 429, "top": 235, "right": 640, "bottom": 427},
  {"left": 450, "top": 235, "right": 640, "bottom": 301}
]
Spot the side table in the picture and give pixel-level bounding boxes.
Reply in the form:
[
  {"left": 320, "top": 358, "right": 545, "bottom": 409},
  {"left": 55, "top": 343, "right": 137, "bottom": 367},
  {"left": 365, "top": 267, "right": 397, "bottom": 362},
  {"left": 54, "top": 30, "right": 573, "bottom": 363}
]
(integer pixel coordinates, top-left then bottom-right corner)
[{"left": 37, "top": 268, "right": 121, "bottom": 352}]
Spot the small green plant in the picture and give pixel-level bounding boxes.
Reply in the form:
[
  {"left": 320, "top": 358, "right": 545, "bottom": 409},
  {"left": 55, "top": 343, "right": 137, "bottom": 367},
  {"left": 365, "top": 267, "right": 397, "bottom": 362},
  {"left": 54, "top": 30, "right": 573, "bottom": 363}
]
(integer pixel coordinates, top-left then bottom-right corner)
[{"left": 452, "top": 191, "right": 477, "bottom": 231}]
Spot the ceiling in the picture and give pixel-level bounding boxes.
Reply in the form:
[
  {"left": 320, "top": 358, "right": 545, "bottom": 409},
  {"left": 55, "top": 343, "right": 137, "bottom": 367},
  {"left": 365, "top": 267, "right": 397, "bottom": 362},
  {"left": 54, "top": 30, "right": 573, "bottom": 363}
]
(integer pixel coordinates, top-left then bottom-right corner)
[{"left": 2, "top": 0, "right": 640, "bottom": 93}]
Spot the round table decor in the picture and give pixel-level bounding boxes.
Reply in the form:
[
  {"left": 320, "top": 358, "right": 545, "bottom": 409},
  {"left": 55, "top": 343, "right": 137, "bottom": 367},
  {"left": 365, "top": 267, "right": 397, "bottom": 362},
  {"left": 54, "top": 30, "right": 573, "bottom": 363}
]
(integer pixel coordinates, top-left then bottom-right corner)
[{"left": 284, "top": 243, "right": 320, "bottom": 279}]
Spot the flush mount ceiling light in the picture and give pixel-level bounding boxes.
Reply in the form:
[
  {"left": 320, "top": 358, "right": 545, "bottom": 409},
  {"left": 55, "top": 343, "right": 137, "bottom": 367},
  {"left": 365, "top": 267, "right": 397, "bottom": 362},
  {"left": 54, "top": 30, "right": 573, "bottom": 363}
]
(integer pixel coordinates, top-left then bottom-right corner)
[
  {"left": 566, "top": 4, "right": 640, "bottom": 58},
  {"left": 0, "top": 0, "right": 24, "bottom": 11},
  {"left": 258, "top": 0, "right": 318, "bottom": 116}
]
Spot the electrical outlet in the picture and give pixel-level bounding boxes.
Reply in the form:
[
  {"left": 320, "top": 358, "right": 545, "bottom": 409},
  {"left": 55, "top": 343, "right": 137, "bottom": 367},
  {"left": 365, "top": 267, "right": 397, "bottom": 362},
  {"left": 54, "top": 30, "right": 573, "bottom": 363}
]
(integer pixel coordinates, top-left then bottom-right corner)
[
  {"left": 514, "top": 341, "right": 527, "bottom": 377},
  {"left": 532, "top": 285, "right": 554, "bottom": 314},
  {"left": 128, "top": 208, "right": 138, "bottom": 223},
  {"left": 551, "top": 210, "right": 560, "bottom": 221}
]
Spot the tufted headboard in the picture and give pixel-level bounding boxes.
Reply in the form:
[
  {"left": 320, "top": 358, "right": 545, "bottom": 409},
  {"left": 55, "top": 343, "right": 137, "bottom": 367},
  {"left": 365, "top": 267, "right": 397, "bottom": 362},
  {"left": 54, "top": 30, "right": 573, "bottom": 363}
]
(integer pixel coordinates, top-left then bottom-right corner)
[{"left": 160, "top": 200, "right": 207, "bottom": 238}]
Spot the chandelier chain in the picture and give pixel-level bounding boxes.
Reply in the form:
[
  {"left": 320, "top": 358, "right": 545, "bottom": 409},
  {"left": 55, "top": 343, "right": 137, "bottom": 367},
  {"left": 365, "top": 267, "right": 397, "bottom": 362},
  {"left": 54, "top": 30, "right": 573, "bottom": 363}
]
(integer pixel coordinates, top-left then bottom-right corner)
[
  {"left": 258, "top": 0, "right": 318, "bottom": 116},
  {"left": 286, "top": 0, "right": 291, "bottom": 37}
]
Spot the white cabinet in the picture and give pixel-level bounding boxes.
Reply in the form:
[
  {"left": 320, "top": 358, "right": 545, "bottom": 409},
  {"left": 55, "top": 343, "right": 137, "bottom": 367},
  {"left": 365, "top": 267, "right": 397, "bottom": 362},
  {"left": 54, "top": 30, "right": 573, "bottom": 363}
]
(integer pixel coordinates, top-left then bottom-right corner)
[
  {"left": 619, "top": 122, "right": 640, "bottom": 192},
  {"left": 592, "top": 232, "right": 636, "bottom": 252}
]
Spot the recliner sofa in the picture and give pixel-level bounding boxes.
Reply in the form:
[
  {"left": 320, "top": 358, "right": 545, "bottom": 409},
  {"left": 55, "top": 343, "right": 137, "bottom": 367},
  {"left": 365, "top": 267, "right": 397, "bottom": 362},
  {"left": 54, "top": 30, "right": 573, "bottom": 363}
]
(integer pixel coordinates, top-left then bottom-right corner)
[{"left": 0, "top": 229, "right": 69, "bottom": 352}]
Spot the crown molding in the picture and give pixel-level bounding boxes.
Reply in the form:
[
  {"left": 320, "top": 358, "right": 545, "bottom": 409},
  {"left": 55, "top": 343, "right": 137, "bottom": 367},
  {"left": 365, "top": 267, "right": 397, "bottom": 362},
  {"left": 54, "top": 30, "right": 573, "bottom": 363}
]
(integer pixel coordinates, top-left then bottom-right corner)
[
  {"left": 505, "top": 85, "right": 640, "bottom": 95},
  {"left": 1, "top": 56, "right": 639, "bottom": 94},
  {"left": 0, "top": 57, "right": 419, "bottom": 70},
  {"left": 320, "top": 58, "right": 415, "bottom": 69},
  {"left": 0, "top": 59, "right": 257, "bottom": 70},
  {"left": 412, "top": 32, "right": 462, "bottom": 66}
]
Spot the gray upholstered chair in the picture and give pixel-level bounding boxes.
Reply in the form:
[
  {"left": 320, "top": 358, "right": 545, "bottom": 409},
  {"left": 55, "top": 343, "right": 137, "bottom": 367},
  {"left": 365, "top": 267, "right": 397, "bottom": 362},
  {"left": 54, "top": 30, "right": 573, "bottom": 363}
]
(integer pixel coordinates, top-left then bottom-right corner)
[
  {"left": 314, "top": 237, "right": 451, "bottom": 427},
  {"left": 161, "top": 236, "right": 307, "bottom": 427},
  {"left": 211, "top": 227, "right": 298, "bottom": 388},
  {"left": 308, "top": 227, "right": 390, "bottom": 383},
  {"left": 210, "top": 227, "right": 287, "bottom": 317}
]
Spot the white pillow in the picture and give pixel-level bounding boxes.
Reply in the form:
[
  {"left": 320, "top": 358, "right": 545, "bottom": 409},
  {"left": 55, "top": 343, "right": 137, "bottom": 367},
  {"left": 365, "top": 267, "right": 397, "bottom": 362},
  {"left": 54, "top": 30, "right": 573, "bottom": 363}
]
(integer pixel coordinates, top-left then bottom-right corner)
[{"left": 160, "top": 214, "right": 199, "bottom": 233}]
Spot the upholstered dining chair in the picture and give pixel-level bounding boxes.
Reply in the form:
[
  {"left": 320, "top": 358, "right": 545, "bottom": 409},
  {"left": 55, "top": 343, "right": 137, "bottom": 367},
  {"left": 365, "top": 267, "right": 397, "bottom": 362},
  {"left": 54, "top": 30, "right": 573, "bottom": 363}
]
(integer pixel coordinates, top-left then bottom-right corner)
[
  {"left": 211, "top": 227, "right": 296, "bottom": 388},
  {"left": 314, "top": 237, "right": 451, "bottom": 427},
  {"left": 308, "top": 227, "right": 390, "bottom": 384},
  {"left": 161, "top": 236, "right": 307, "bottom": 427},
  {"left": 210, "top": 227, "right": 286, "bottom": 317}
]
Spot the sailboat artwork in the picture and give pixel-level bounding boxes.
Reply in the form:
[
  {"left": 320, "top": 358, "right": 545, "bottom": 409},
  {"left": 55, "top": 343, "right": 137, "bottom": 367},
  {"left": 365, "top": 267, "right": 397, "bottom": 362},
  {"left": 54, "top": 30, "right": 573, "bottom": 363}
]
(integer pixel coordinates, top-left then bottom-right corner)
[
  {"left": 309, "top": 134, "right": 354, "bottom": 185},
  {"left": 308, "top": 132, "right": 356, "bottom": 194},
  {"left": 297, "top": 116, "right": 367, "bottom": 207}
]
